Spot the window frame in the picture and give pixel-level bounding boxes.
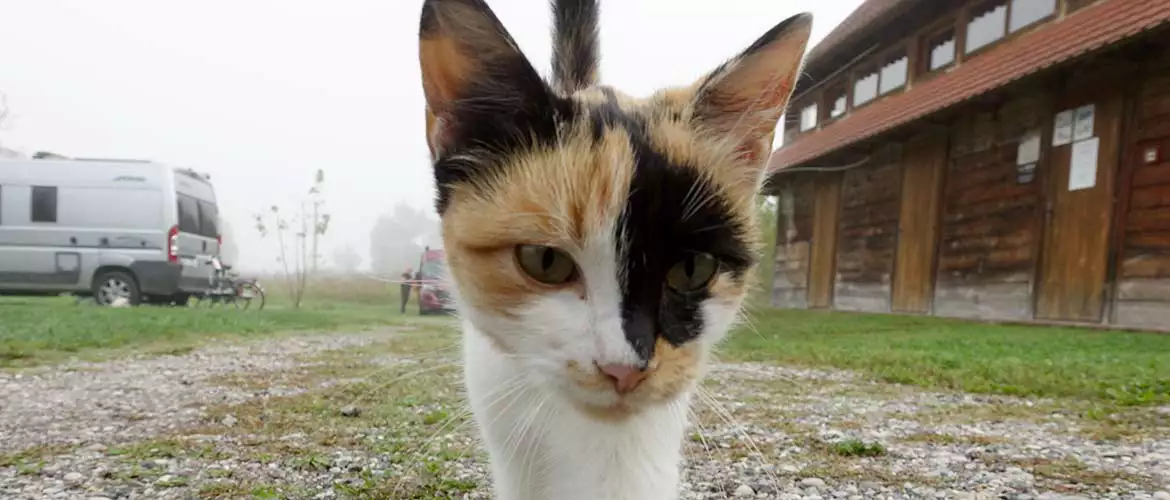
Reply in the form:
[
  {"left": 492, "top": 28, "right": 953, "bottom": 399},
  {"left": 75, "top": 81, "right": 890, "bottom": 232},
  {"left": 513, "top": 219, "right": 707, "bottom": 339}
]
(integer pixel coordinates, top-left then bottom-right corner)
[
  {"left": 921, "top": 23, "right": 958, "bottom": 75},
  {"left": 176, "top": 193, "right": 203, "bottom": 235},
  {"left": 876, "top": 48, "right": 910, "bottom": 96},
  {"left": 851, "top": 66, "right": 881, "bottom": 109},
  {"left": 196, "top": 199, "right": 219, "bottom": 239},
  {"left": 823, "top": 84, "right": 848, "bottom": 122},
  {"left": 798, "top": 102, "right": 819, "bottom": 132},
  {"left": 1007, "top": 0, "right": 1057, "bottom": 34},
  {"left": 30, "top": 186, "right": 58, "bottom": 224},
  {"left": 964, "top": 0, "right": 1009, "bottom": 57}
]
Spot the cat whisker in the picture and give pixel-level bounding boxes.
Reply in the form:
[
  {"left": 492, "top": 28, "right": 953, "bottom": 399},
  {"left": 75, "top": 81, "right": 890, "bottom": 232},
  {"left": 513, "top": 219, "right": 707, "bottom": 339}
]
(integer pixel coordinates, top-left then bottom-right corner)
[
  {"left": 388, "top": 371, "right": 533, "bottom": 496},
  {"left": 345, "top": 360, "right": 460, "bottom": 407},
  {"left": 695, "top": 386, "right": 783, "bottom": 492},
  {"left": 685, "top": 406, "right": 715, "bottom": 462}
]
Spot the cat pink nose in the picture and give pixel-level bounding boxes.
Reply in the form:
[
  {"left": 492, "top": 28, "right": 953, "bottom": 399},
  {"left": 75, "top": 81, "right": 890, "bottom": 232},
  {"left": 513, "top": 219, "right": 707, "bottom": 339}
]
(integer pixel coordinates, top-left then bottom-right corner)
[{"left": 598, "top": 363, "right": 648, "bottom": 394}]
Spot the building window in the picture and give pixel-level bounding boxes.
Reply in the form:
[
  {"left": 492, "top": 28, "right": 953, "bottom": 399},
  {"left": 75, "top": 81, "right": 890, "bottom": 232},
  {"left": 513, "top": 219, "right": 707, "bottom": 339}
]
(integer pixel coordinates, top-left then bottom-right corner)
[
  {"left": 31, "top": 186, "right": 58, "bottom": 223},
  {"left": 853, "top": 71, "right": 879, "bottom": 107},
  {"left": 799, "top": 104, "right": 818, "bottom": 132},
  {"left": 878, "top": 52, "right": 909, "bottom": 95},
  {"left": 1009, "top": 0, "right": 1056, "bottom": 32},
  {"left": 828, "top": 91, "right": 847, "bottom": 119},
  {"left": 927, "top": 28, "right": 957, "bottom": 72},
  {"left": 966, "top": 1, "right": 1008, "bottom": 54}
]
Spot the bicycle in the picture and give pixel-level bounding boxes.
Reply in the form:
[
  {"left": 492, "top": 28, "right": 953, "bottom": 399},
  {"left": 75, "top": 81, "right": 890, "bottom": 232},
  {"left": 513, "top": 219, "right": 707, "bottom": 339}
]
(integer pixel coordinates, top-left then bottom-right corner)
[{"left": 194, "top": 256, "right": 266, "bottom": 310}]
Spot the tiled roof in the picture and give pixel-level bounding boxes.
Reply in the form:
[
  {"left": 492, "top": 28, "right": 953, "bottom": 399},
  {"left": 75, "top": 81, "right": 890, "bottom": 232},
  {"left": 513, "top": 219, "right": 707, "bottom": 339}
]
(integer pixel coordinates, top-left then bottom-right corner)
[{"left": 769, "top": 0, "right": 1170, "bottom": 172}]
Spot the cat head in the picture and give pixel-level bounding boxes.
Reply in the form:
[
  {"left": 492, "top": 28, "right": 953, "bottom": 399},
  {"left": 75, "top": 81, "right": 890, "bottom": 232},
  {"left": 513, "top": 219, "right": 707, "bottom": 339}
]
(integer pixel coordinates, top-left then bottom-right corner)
[{"left": 419, "top": 0, "right": 810, "bottom": 418}]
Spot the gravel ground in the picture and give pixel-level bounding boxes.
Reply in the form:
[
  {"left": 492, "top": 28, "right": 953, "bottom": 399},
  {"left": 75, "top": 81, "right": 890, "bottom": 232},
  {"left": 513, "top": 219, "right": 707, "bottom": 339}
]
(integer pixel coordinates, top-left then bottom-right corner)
[{"left": 1, "top": 327, "right": 1168, "bottom": 499}]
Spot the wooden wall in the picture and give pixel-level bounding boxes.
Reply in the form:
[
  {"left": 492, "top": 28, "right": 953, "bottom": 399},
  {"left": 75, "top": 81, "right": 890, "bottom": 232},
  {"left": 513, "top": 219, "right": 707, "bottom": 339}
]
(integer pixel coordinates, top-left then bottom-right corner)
[
  {"left": 833, "top": 157, "right": 902, "bottom": 312},
  {"left": 892, "top": 131, "right": 948, "bottom": 313},
  {"left": 933, "top": 93, "right": 1048, "bottom": 320},
  {"left": 1113, "top": 62, "right": 1170, "bottom": 330},
  {"left": 771, "top": 178, "right": 816, "bottom": 308}
]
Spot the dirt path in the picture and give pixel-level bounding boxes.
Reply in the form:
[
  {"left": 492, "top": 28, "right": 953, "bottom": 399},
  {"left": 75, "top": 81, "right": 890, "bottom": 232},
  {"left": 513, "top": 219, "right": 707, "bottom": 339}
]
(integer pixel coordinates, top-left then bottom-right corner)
[{"left": 1, "top": 328, "right": 1168, "bottom": 499}]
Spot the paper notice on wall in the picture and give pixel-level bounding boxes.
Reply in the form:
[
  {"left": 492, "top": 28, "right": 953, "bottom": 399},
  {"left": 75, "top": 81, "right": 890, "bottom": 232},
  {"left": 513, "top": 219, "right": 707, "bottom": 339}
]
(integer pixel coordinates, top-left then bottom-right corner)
[
  {"left": 1053, "top": 110, "right": 1073, "bottom": 146},
  {"left": 1068, "top": 137, "right": 1100, "bottom": 192},
  {"left": 1017, "top": 129, "right": 1041, "bottom": 165},
  {"left": 1073, "top": 104, "right": 1095, "bottom": 141}
]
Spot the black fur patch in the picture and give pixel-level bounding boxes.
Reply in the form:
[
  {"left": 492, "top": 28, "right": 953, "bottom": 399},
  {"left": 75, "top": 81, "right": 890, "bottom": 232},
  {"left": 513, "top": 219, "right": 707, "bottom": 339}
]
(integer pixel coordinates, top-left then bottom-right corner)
[
  {"left": 421, "top": 0, "right": 578, "bottom": 214},
  {"left": 551, "top": 0, "right": 600, "bottom": 93},
  {"left": 610, "top": 109, "right": 753, "bottom": 364}
]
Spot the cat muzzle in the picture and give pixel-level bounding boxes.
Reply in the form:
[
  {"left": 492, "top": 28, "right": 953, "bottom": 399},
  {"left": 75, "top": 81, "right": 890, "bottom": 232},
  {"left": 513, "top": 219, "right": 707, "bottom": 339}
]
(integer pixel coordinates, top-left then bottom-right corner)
[{"left": 597, "top": 363, "right": 648, "bottom": 394}]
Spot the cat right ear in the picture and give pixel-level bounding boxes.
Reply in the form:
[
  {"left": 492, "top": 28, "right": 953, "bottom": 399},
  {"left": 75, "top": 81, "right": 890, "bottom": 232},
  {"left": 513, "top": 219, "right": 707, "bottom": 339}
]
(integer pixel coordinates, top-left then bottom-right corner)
[{"left": 419, "top": 0, "right": 552, "bottom": 160}]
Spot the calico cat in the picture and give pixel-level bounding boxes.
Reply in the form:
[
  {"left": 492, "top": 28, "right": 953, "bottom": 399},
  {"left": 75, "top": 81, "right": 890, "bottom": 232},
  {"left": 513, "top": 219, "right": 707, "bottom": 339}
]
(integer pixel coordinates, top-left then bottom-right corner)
[{"left": 417, "top": 1, "right": 811, "bottom": 498}]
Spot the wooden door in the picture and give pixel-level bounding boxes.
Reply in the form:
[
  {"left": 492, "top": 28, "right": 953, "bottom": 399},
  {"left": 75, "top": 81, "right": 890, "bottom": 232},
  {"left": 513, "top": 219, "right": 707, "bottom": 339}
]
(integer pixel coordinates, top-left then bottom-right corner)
[
  {"left": 808, "top": 172, "right": 842, "bottom": 308},
  {"left": 892, "top": 132, "right": 948, "bottom": 313},
  {"left": 1035, "top": 88, "right": 1125, "bottom": 322}
]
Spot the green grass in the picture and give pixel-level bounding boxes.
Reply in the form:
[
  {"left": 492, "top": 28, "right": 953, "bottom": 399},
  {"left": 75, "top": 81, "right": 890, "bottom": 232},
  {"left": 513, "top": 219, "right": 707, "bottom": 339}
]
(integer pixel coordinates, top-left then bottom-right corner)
[
  {"left": 723, "top": 309, "right": 1170, "bottom": 405},
  {"left": 0, "top": 295, "right": 407, "bottom": 368},
  {"left": 830, "top": 439, "right": 886, "bottom": 458}
]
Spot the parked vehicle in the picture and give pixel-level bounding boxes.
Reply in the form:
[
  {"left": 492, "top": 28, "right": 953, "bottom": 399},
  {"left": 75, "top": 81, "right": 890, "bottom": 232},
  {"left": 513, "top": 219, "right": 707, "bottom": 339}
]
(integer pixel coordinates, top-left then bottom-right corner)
[
  {"left": 417, "top": 246, "right": 454, "bottom": 315},
  {"left": 0, "top": 155, "right": 222, "bottom": 305}
]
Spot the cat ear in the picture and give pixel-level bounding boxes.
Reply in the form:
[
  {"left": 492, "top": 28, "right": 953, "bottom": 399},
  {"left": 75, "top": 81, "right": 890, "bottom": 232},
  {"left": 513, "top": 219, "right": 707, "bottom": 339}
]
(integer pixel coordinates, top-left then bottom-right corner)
[
  {"left": 690, "top": 13, "right": 813, "bottom": 188},
  {"left": 418, "top": 0, "right": 554, "bottom": 159}
]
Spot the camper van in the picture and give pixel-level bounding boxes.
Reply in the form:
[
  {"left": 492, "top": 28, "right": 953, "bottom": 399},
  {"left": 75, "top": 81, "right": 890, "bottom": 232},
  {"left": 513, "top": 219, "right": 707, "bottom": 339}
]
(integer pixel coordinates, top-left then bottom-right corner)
[{"left": 0, "top": 157, "right": 222, "bottom": 305}]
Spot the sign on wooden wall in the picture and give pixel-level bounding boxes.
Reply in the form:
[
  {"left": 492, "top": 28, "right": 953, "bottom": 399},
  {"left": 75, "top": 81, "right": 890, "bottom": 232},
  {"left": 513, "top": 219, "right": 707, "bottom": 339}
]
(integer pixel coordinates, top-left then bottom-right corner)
[
  {"left": 1016, "top": 128, "right": 1041, "bottom": 184},
  {"left": 1051, "top": 104, "right": 1099, "bottom": 192}
]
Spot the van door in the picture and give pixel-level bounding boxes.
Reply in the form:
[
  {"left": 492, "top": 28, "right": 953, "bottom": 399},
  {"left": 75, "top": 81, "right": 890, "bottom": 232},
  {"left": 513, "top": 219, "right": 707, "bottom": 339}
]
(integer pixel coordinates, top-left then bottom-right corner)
[{"left": 176, "top": 193, "right": 218, "bottom": 292}]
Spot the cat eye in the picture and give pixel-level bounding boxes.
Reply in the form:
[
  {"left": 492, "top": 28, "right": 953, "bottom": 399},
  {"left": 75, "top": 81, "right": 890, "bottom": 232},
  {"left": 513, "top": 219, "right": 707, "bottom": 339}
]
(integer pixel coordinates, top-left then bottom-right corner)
[
  {"left": 665, "top": 253, "right": 719, "bottom": 293},
  {"left": 515, "top": 245, "right": 578, "bottom": 285}
]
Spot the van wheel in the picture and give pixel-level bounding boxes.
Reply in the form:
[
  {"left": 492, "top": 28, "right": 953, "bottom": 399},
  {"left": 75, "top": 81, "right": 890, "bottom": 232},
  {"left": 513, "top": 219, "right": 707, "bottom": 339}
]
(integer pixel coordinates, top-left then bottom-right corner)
[{"left": 93, "top": 270, "right": 141, "bottom": 307}]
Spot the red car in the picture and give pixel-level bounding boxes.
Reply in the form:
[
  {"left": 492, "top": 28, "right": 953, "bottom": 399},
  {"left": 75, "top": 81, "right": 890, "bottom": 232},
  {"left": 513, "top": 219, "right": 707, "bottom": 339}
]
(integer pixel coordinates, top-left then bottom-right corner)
[{"left": 417, "top": 247, "right": 455, "bottom": 315}]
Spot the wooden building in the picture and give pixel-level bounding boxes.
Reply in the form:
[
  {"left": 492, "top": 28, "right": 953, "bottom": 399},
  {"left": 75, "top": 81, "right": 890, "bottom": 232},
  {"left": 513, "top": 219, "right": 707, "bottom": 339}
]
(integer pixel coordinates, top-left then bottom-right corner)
[{"left": 765, "top": 0, "right": 1170, "bottom": 329}]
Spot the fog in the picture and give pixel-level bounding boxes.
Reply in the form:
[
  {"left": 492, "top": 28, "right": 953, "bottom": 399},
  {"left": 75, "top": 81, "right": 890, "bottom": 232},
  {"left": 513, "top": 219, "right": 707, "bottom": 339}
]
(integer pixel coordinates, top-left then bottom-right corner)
[{"left": 0, "top": 0, "right": 861, "bottom": 273}]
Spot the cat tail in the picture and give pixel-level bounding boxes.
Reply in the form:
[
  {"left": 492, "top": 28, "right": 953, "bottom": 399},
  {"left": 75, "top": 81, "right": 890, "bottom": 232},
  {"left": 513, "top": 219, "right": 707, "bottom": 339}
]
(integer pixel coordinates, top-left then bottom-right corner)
[{"left": 551, "top": 0, "right": 600, "bottom": 94}]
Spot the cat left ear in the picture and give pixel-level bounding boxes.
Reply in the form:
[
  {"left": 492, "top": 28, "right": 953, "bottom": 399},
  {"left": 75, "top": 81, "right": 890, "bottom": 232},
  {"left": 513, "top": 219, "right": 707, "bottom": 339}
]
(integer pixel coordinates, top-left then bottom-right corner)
[
  {"left": 419, "top": 0, "right": 553, "bottom": 159},
  {"left": 691, "top": 13, "right": 813, "bottom": 187}
]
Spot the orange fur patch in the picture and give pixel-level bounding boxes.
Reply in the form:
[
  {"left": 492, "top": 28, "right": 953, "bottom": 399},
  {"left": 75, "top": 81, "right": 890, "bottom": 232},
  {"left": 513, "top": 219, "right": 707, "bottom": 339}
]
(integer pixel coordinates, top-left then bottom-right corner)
[{"left": 442, "top": 123, "right": 634, "bottom": 316}]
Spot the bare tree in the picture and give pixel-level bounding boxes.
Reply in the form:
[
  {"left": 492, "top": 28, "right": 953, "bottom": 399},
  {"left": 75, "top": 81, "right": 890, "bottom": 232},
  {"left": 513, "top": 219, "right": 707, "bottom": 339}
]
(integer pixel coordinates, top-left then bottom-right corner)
[{"left": 254, "top": 170, "right": 330, "bottom": 308}]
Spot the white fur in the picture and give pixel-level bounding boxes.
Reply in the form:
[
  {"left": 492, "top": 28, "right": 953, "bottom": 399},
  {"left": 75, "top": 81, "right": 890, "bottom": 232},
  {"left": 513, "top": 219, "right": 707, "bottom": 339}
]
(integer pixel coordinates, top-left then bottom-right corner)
[
  {"left": 450, "top": 227, "right": 744, "bottom": 500},
  {"left": 464, "top": 324, "right": 689, "bottom": 500}
]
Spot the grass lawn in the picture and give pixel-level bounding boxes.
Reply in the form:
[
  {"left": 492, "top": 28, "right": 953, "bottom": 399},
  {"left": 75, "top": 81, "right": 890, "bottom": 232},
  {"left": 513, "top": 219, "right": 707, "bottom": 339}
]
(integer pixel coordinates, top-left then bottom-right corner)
[
  {"left": 722, "top": 308, "right": 1170, "bottom": 406},
  {"left": 0, "top": 295, "right": 406, "bottom": 368}
]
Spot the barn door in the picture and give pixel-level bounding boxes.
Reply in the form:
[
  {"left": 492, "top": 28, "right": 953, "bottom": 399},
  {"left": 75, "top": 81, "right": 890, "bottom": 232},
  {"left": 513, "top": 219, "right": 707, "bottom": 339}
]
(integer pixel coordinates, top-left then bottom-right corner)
[
  {"left": 892, "top": 132, "right": 948, "bottom": 313},
  {"left": 807, "top": 172, "right": 842, "bottom": 309},
  {"left": 1035, "top": 88, "right": 1125, "bottom": 322}
]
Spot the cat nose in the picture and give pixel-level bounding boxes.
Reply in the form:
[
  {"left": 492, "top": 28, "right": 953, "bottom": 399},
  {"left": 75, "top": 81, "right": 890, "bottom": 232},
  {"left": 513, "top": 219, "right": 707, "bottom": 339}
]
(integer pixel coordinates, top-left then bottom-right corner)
[{"left": 597, "top": 363, "right": 648, "bottom": 394}]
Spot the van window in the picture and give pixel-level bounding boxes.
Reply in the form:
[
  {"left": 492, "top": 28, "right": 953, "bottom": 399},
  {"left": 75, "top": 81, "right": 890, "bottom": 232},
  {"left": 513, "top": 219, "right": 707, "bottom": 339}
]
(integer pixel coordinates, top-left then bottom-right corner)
[
  {"left": 197, "top": 200, "right": 219, "bottom": 238},
  {"left": 177, "top": 194, "right": 201, "bottom": 234},
  {"left": 31, "top": 186, "right": 58, "bottom": 223}
]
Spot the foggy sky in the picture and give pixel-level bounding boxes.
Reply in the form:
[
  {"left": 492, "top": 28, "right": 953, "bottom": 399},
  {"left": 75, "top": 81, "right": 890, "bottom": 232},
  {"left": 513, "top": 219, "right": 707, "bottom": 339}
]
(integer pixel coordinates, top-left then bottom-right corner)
[{"left": 0, "top": 0, "right": 861, "bottom": 272}]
